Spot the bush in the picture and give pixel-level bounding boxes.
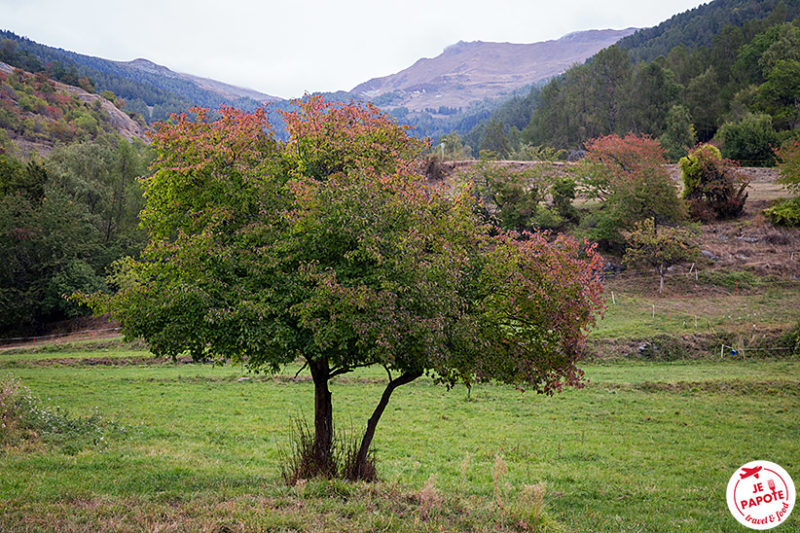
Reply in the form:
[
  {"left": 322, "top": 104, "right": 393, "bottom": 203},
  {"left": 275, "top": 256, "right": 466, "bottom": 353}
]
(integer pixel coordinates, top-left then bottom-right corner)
[
  {"left": 577, "top": 210, "right": 622, "bottom": 251},
  {"left": 472, "top": 160, "right": 547, "bottom": 232},
  {"left": 551, "top": 177, "right": 578, "bottom": 221},
  {"left": 73, "top": 112, "right": 98, "bottom": 135},
  {"left": 529, "top": 207, "right": 564, "bottom": 230},
  {"left": 763, "top": 197, "right": 800, "bottom": 226},
  {"left": 776, "top": 139, "right": 800, "bottom": 192},
  {"left": 764, "top": 140, "right": 800, "bottom": 226},
  {"left": 579, "top": 134, "right": 686, "bottom": 247},
  {"left": 679, "top": 144, "right": 749, "bottom": 221},
  {"left": 716, "top": 114, "right": 778, "bottom": 167},
  {"left": 780, "top": 320, "right": 800, "bottom": 355},
  {"left": 496, "top": 181, "right": 542, "bottom": 231},
  {"left": 43, "top": 259, "right": 106, "bottom": 318}
]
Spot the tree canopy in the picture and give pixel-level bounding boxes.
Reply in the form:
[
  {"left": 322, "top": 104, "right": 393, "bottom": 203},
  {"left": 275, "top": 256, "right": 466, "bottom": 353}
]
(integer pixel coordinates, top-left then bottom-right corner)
[
  {"left": 623, "top": 218, "right": 698, "bottom": 293},
  {"left": 85, "top": 97, "right": 605, "bottom": 479},
  {"left": 0, "top": 135, "right": 148, "bottom": 336},
  {"left": 576, "top": 134, "right": 686, "bottom": 248}
]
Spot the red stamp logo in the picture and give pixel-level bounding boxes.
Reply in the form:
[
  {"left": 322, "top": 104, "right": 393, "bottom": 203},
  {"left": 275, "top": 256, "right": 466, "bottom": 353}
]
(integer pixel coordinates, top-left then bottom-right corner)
[{"left": 727, "top": 461, "right": 795, "bottom": 530}]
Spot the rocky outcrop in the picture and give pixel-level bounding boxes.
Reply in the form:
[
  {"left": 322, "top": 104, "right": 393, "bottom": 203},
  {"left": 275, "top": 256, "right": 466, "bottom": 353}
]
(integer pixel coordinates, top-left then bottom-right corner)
[{"left": 65, "top": 86, "right": 148, "bottom": 142}]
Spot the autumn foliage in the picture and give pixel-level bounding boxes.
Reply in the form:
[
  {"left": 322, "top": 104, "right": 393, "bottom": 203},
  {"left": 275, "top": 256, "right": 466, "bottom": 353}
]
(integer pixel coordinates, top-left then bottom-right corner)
[
  {"left": 84, "top": 96, "right": 605, "bottom": 480},
  {"left": 578, "top": 133, "right": 686, "bottom": 246}
]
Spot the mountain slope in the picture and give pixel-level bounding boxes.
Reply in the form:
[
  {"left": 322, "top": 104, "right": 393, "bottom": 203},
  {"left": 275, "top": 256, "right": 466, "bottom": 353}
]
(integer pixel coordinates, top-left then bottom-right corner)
[
  {"left": 618, "top": 0, "right": 800, "bottom": 61},
  {"left": 116, "top": 58, "right": 280, "bottom": 104},
  {"left": 1, "top": 27, "right": 636, "bottom": 140},
  {"left": 0, "top": 30, "right": 282, "bottom": 124},
  {"left": 0, "top": 61, "right": 146, "bottom": 157},
  {"left": 350, "top": 29, "right": 638, "bottom": 113},
  {"left": 515, "top": 0, "right": 800, "bottom": 156}
]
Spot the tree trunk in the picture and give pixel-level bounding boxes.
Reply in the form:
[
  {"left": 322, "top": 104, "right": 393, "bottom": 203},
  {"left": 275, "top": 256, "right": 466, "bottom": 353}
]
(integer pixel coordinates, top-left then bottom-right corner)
[
  {"left": 350, "top": 371, "right": 421, "bottom": 480},
  {"left": 308, "top": 358, "right": 335, "bottom": 476}
]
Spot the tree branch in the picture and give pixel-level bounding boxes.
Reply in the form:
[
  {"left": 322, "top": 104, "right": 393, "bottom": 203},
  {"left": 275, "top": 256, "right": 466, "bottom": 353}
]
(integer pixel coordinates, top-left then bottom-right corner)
[
  {"left": 293, "top": 361, "right": 308, "bottom": 379},
  {"left": 328, "top": 366, "right": 352, "bottom": 379},
  {"left": 329, "top": 362, "right": 374, "bottom": 378},
  {"left": 351, "top": 370, "right": 423, "bottom": 478}
]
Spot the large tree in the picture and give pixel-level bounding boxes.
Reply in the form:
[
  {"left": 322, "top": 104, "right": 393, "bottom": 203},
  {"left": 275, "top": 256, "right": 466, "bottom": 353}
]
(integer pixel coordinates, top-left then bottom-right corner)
[
  {"left": 757, "top": 59, "right": 800, "bottom": 131},
  {"left": 659, "top": 104, "right": 697, "bottom": 162},
  {"left": 590, "top": 45, "right": 631, "bottom": 135},
  {"left": 86, "top": 97, "right": 605, "bottom": 480}
]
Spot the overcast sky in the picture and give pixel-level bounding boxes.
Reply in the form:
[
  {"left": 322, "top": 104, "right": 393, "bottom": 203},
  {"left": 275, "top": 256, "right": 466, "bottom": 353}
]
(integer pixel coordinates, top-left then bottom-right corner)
[{"left": 2, "top": 0, "right": 708, "bottom": 99}]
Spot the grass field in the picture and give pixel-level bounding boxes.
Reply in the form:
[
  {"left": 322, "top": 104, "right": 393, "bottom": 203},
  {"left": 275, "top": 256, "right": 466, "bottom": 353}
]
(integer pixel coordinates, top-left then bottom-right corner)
[
  {"left": 594, "top": 283, "right": 800, "bottom": 340},
  {"left": 1, "top": 347, "right": 798, "bottom": 532}
]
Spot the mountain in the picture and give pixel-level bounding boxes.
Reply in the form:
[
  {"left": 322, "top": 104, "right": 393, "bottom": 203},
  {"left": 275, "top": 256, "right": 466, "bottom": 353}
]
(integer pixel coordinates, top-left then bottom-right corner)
[
  {"left": 0, "top": 30, "right": 283, "bottom": 124},
  {"left": 1, "top": 27, "right": 637, "bottom": 140},
  {"left": 116, "top": 58, "right": 281, "bottom": 104},
  {"left": 350, "top": 29, "right": 638, "bottom": 114}
]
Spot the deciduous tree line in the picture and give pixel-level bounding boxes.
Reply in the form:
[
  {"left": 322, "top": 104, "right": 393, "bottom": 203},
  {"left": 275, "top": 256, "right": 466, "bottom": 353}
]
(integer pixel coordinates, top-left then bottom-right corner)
[{"left": 0, "top": 134, "right": 149, "bottom": 335}]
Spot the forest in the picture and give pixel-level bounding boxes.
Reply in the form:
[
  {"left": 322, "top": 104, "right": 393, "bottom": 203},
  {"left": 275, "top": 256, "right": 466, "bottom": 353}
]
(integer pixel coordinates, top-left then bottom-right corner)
[
  {"left": 0, "top": 134, "right": 149, "bottom": 337},
  {"left": 464, "top": 0, "right": 800, "bottom": 165},
  {"left": 0, "top": 67, "right": 150, "bottom": 337}
]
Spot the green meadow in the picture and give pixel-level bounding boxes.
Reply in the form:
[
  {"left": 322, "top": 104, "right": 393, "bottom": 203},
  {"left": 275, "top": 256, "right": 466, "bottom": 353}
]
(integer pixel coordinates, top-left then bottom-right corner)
[{"left": 1, "top": 346, "right": 798, "bottom": 532}]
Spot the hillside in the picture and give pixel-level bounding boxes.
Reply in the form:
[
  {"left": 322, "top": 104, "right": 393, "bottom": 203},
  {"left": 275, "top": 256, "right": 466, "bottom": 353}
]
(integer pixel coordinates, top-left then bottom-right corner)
[
  {"left": 115, "top": 58, "right": 281, "bottom": 104},
  {"left": 618, "top": 0, "right": 800, "bottom": 61},
  {"left": 0, "top": 61, "right": 146, "bottom": 157},
  {"left": 0, "top": 30, "right": 282, "bottom": 124},
  {"left": 523, "top": 5, "right": 800, "bottom": 154},
  {"left": 351, "top": 29, "right": 637, "bottom": 114},
  {"left": 1, "top": 27, "right": 636, "bottom": 141}
]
